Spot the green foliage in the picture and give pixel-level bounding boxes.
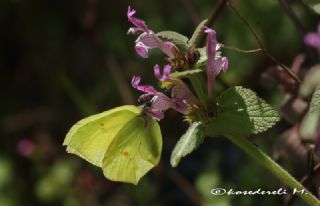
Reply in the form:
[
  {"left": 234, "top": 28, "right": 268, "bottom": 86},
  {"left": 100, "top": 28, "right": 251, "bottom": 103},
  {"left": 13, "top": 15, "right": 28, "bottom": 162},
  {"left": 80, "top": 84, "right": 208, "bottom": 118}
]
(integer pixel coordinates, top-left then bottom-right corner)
[
  {"left": 35, "top": 159, "right": 77, "bottom": 202},
  {"left": 299, "top": 64, "right": 320, "bottom": 97},
  {"left": 206, "top": 86, "right": 280, "bottom": 137},
  {"left": 157, "top": 31, "right": 189, "bottom": 50},
  {"left": 170, "top": 122, "right": 205, "bottom": 167},
  {"left": 188, "top": 19, "right": 208, "bottom": 48},
  {"left": 300, "top": 88, "right": 320, "bottom": 141},
  {"left": 170, "top": 69, "right": 203, "bottom": 79},
  {"left": 63, "top": 105, "right": 162, "bottom": 185},
  {"left": 303, "top": 0, "right": 320, "bottom": 14}
]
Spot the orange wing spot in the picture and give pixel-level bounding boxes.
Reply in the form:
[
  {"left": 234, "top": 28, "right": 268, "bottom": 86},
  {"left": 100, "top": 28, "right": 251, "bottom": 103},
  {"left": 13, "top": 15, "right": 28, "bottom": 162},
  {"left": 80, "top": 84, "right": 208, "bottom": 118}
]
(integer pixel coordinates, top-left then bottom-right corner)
[
  {"left": 123, "top": 151, "right": 129, "bottom": 157},
  {"left": 100, "top": 123, "right": 104, "bottom": 127}
]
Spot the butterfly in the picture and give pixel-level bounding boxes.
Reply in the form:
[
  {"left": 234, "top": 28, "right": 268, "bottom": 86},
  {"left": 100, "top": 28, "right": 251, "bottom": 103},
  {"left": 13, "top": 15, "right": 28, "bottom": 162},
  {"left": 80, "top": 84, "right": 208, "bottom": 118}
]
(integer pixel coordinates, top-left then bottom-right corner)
[{"left": 63, "top": 105, "right": 162, "bottom": 185}]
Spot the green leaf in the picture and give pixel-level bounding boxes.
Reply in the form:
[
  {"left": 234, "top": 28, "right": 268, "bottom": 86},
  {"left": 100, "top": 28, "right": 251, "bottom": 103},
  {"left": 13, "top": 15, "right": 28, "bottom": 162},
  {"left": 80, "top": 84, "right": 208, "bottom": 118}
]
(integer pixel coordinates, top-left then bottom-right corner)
[
  {"left": 170, "top": 122, "right": 205, "bottom": 167},
  {"left": 206, "top": 86, "right": 280, "bottom": 137},
  {"left": 299, "top": 64, "right": 320, "bottom": 97},
  {"left": 157, "top": 31, "right": 188, "bottom": 50},
  {"left": 188, "top": 19, "right": 208, "bottom": 49},
  {"left": 63, "top": 105, "right": 162, "bottom": 185},
  {"left": 159, "top": 69, "right": 203, "bottom": 88},
  {"left": 170, "top": 69, "right": 203, "bottom": 78},
  {"left": 300, "top": 88, "right": 320, "bottom": 141},
  {"left": 303, "top": 0, "right": 320, "bottom": 14}
]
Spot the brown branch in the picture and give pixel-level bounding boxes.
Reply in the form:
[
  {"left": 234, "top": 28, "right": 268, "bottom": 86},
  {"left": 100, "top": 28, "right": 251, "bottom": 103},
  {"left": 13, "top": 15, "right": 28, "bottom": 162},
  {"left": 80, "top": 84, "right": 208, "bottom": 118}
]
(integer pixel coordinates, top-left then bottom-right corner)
[
  {"left": 159, "top": 164, "right": 202, "bottom": 206},
  {"left": 284, "top": 162, "right": 320, "bottom": 206},
  {"left": 179, "top": 0, "right": 201, "bottom": 26},
  {"left": 105, "top": 56, "right": 135, "bottom": 105},
  {"left": 206, "top": 0, "right": 228, "bottom": 28},
  {"left": 198, "top": 0, "right": 228, "bottom": 46},
  {"left": 228, "top": 3, "right": 302, "bottom": 83}
]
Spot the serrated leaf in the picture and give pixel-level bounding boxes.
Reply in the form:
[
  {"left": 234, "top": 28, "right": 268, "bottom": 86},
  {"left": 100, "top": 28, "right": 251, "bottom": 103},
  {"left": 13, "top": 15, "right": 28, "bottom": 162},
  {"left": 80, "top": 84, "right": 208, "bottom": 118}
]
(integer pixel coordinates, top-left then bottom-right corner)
[
  {"left": 300, "top": 88, "right": 320, "bottom": 141},
  {"left": 299, "top": 64, "right": 320, "bottom": 97},
  {"left": 170, "top": 122, "right": 205, "bottom": 167},
  {"left": 206, "top": 86, "right": 280, "bottom": 137},
  {"left": 188, "top": 19, "right": 208, "bottom": 49},
  {"left": 157, "top": 31, "right": 188, "bottom": 50}
]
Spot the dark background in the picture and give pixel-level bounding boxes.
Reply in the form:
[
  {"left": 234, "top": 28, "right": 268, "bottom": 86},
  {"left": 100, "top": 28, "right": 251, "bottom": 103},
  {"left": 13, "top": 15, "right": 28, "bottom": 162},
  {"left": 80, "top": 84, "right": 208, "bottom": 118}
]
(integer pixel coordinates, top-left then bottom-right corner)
[{"left": 0, "top": 0, "right": 319, "bottom": 205}]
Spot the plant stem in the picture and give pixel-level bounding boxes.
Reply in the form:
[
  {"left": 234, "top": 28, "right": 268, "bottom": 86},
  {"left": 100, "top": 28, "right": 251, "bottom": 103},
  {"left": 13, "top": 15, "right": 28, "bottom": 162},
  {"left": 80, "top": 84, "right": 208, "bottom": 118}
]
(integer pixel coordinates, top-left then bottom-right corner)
[
  {"left": 189, "top": 75, "right": 208, "bottom": 109},
  {"left": 225, "top": 134, "right": 320, "bottom": 206}
]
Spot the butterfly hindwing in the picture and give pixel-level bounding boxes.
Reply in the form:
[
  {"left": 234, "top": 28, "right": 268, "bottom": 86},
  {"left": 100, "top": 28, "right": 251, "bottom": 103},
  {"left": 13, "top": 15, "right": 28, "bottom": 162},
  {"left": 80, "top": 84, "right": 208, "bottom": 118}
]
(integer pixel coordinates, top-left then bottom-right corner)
[{"left": 102, "top": 115, "right": 162, "bottom": 185}]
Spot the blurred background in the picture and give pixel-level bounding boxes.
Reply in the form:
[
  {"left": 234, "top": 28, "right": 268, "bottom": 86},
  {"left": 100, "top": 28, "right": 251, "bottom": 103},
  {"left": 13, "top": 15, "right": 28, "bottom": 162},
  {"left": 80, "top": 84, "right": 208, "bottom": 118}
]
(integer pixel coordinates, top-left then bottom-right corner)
[{"left": 1, "top": 0, "right": 319, "bottom": 205}]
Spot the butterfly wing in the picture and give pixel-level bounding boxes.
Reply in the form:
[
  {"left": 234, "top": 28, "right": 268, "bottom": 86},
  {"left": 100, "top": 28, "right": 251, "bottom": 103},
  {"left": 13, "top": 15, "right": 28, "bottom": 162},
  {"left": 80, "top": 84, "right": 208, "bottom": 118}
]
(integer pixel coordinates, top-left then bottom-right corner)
[
  {"left": 63, "top": 105, "right": 141, "bottom": 167},
  {"left": 102, "top": 116, "right": 162, "bottom": 185}
]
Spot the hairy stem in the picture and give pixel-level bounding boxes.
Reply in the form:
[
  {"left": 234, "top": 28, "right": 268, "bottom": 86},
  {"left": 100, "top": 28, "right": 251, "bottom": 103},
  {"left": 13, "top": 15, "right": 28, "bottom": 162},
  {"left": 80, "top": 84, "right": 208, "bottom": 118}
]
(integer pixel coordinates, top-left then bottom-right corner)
[{"left": 226, "top": 134, "right": 320, "bottom": 206}]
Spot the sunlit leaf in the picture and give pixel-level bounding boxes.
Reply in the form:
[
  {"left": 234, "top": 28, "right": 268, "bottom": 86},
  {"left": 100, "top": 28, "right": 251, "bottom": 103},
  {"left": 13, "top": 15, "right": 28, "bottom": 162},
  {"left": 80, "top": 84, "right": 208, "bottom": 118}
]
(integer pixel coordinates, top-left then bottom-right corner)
[
  {"left": 303, "top": 0, "right": 320, "bottom": 14},
  {"left": 188, "top": 19, "right": 208, "bottom": 48},
  {"left": 170, "top": 122, "right": 205, "bottom": 167},
  {"left": 157, "top": 31, "right": 188, "bottom": 50},
  {"left": 300, "top": 88, "right": 320, "bottom": 141},
  {"left": 299, "top": 64, "right": 320, "bottom": 97},
  {"left": 170, "top": 69, "right": 203, "bottom": 79},
  {"left": 206, "top": 86, "right": 280, "bottom": 137}
]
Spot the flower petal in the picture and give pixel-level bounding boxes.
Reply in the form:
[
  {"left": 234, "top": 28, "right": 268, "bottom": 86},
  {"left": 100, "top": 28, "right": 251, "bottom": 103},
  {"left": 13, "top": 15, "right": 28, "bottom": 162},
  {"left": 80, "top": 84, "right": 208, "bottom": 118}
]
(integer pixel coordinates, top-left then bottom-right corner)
[
  {"left": 170, "top": 79, "right": 198, "bottom": 105},
  {"left": 131, "top": 76, "right": 157, "bottom": 94},
  {"left": 172, "top": 100, "right": 189, "bottom": 114},
  {"left": 204, "top": 27, "right": 217, "bottom": 93},
  {"left": 135, "top": 42, "right": 149, "bottom": 58},
  {"left": 154, "top": 64, "right": 172, "bottom": 81},
  {"left": 137, "top": 32, "right": 161, "bottom": 48},
  {"left": 151, "top": 94, "right": 173, "bottom": 111},
  {"left": 304, "top": 32, "right": 320, "bottom": 49},
  {"left": 127, "top": 6, "right": 149, "bottom": 32},
  {"left": 159, "top": 41, "right": 178, "bottom": 59}
]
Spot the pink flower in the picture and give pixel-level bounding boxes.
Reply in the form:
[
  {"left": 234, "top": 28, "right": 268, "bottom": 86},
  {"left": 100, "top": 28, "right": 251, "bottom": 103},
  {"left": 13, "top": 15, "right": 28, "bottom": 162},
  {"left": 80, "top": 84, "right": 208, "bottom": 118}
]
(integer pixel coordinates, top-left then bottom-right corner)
[
  {"left": 204, "top": 27, "right": 228, "bottom": 94},
  {"left": 304, "top": 23, "right": 320, "bottom": 49},
  {"left": 131, "top": 75, "right": 174, "bottom": 120},
  {"left": 153, "top": 64, "right": 198, "bottom": 114},
  {"left": 131, "top": 64, "right": 198, "bottom": 119},
  {"left": 17, "top": 138, "right": 34, "bottom": 157},
  {"left": 127, "top": 6, "right": 179, "bottom": 59}
]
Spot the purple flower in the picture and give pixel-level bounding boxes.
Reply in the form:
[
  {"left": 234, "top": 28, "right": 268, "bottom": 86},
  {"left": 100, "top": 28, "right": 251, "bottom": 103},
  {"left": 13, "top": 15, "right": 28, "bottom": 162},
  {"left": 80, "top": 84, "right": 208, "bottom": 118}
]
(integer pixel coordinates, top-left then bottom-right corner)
[
  {"left": 131, "top": 65, "right": 198, "bottom": 119},
  {"left": 127, "top": 6, "right": 179, "bottom": 59},
  {"left": 132, "top": 75, "right": 174, "bottom": 120},
  {"left": 204, "top": 27, "right": 228, "bottom": 94},
  {"left": 304, "top": 23, "right": 320, "bottom": 49},
  {"left": 17, "top": 138, "right": 34, "bottom": 157},
  {"left": 153, "top": 64, "right": 198, "bottom": 114}
]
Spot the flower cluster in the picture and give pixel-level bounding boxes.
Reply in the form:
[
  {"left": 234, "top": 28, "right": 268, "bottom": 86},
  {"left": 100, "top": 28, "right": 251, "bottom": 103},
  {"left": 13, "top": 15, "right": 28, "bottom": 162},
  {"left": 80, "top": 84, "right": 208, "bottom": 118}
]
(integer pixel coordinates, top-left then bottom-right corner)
[{"left": 127, "top": 6, "right": 228, "bottom": 120}]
